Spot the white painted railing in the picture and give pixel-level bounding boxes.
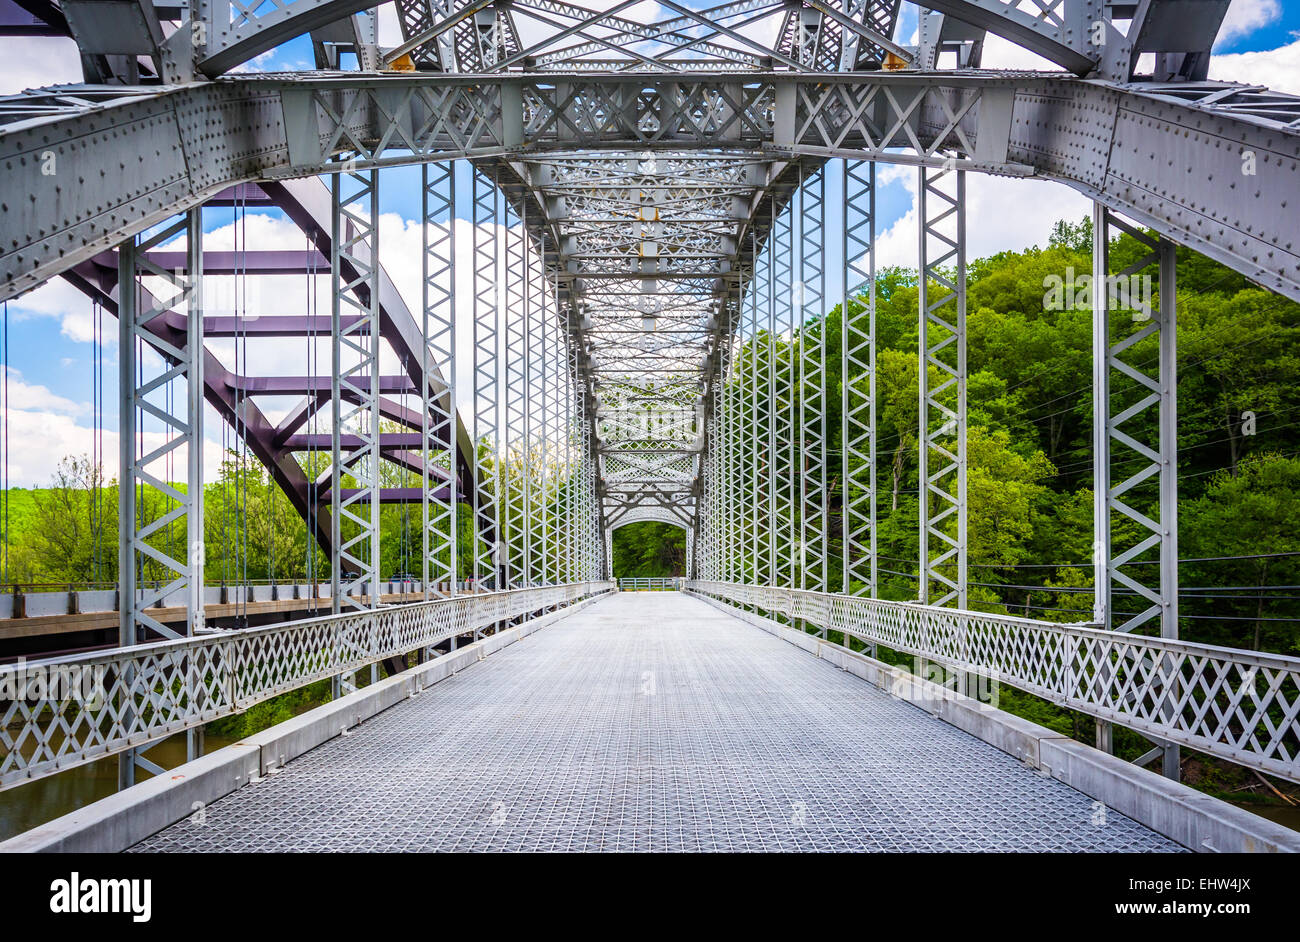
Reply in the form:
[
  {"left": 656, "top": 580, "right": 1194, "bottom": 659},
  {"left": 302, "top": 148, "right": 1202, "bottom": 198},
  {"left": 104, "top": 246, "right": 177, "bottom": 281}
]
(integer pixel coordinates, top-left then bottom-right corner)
[
  {"left": 0, "top": 582, "right": 613, "bottom": 790},
  {"left": 617, "top": 577, "right": 683, "bottom": 591},
  {"left": 687, "top": 581, "right": 1300, "bottom": 784}
]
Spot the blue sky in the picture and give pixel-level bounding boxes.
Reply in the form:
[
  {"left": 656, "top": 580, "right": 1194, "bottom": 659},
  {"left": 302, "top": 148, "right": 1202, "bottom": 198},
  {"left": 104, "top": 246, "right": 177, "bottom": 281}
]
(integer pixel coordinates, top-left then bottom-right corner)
[{"left": 2, "top": 1, "right": 1297, "bottom": 486}]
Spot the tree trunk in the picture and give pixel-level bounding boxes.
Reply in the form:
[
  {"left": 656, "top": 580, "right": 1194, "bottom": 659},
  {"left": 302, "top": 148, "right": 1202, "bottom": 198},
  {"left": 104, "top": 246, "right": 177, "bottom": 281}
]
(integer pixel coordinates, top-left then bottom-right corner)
[
  {"left": 1227, "top": 406, "right": 1240, "bottom": 478},
  {"left": 892, "top": 445, "right": 904, "bottom": 511}
]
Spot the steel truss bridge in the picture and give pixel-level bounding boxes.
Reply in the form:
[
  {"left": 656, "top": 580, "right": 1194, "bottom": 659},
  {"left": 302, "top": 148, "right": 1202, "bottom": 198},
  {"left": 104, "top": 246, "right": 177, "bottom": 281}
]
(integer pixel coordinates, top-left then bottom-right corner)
[{"left": 1, "top": 0, "right": 1299, "bottom": 851}]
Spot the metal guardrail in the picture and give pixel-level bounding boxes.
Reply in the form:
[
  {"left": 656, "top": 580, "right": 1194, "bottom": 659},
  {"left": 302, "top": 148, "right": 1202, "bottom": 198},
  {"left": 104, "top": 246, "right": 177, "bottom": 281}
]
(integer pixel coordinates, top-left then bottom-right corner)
[
  {"left": 686, "top": 581, "right": 1300, "bottom": 785},
  {"left": 0, "top": 579, "right": 488, "bottom": 620},
  {"left": 617, "top": 577, "right": 683, "bottom": 591},
  {"left": 0, "top": 582, "right": 614, "bottom": 790}
]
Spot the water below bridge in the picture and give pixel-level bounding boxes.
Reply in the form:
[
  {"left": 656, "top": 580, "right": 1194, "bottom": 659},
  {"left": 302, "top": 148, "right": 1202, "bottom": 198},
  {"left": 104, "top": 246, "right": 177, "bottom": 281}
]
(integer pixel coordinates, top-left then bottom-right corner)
[{"left": 131, "top": 592, "right": 1183, "bottom": 852}]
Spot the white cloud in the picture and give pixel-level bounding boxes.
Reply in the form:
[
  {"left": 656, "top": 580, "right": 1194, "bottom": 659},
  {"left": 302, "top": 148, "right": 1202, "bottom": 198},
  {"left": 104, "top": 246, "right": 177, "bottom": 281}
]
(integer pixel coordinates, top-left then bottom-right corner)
[
  {"left": 229, "top": 49, "right": 278, "bottom": 74},
  {"left": 3, "top": 406, "right": 105, "bottom": 486},
  {"left": 9, "top": 275, "right": 104, "bottom": 343},
  {"left": 1216, "top": 0, "right": 1281, "bottom": 48},
  {"left": 4, "top": 407, "right": 224, "bottom": 488},
  {"left": 0, "top": 36, "right": 83, "bottom": 95},
  {"left": 0, "top": 366, "right": 230, "bottom": 487},
  {"left": 873, "top": 168, "right": 1090, "bottom": 270},
  {"left": 977, "top": 33, "right": 1062, "bottom": 72},
  {"left": 2, "top": 366, "right": 85, "bottom": 416},
  {"left": 1209, "top": 38, "right": 1300, "bottom": 94}
]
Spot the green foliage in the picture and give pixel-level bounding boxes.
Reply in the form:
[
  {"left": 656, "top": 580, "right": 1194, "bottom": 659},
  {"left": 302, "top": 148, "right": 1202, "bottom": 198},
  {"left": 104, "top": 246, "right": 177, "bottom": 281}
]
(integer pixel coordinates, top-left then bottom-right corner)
[
  {"left": 205, "top": 680, "right": 332, "bottom": 739},
  {"left": 708, "top": 213, "right": 1300, "bottom": 659},
  {"left": 612, "top": 522, "right": 686, "bottom": 577},
  {"left": 1181, "top": 454, "right": 1300, "bottom": 652}
]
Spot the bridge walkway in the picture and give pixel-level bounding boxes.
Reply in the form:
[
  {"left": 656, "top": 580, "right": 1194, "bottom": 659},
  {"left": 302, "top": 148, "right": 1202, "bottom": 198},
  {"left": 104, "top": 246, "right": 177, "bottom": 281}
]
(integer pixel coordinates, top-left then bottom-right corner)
[{"left": 130, "top": 592, "right": 1181, "bottom": 852}]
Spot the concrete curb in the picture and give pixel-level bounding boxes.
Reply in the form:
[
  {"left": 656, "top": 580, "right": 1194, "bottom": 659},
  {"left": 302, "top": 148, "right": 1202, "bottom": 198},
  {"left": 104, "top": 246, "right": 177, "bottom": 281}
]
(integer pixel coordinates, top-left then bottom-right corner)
[
  {"left": 687, "top": 590, "right": 1300, "bottom": 854},
  {"left": 0, "top": 591, "right": 612, "bottom": 853}
]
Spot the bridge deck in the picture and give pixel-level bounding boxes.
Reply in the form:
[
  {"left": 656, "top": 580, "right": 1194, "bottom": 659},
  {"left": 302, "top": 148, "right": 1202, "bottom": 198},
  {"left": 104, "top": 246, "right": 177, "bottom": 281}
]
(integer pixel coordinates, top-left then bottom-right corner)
[{"left": 131, "top": 592, "right": 1181, "bottom": 852}]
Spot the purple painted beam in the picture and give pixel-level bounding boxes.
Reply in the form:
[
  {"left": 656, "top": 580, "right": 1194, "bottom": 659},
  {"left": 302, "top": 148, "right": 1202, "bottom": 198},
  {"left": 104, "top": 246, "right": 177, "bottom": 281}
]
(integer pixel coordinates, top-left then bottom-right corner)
[
  {"left": 230, "top": 375, "right": 418, "bottom": 394},
  {"left": 258, "top": 179, "right": 477, "bottom": 505},
  {"left": 158, "top": 310, "right": 364, "bottom": 337},
  {"left": 60, "top": 268, "right": 335, "bottom": 554},
  {"left": 60, "top": 176, "right": 480, "bottom": 559},
  {"left": 90, "top": 249, "right": 329, "bottom": 275},
  {"left": 0, "top": 0, "right": 61, "bottom": 33},
  {"left": 203, "top": 315, "right": 363, "bottom": 336},
  {"left": 323, "top": 487, "right": 455, "bottom": 503},
  {"left": 269, "top": 394, "right": 451, "bottom": 451},
  {"left": 286, "top": 433, "right": 426, "bottom": 449},
  {"left": 208, "top": 184, "right": 280, "bottom": 206}
]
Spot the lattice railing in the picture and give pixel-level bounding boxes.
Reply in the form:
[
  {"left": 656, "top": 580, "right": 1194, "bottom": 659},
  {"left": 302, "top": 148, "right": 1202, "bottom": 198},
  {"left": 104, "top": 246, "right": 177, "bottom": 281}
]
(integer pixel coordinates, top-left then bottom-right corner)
[
  {"left": 0, "top": 583, "right": 613, "bottom": 790},
  {"left": 686, "top": 581, "right": 1300, "bottom": 784}
]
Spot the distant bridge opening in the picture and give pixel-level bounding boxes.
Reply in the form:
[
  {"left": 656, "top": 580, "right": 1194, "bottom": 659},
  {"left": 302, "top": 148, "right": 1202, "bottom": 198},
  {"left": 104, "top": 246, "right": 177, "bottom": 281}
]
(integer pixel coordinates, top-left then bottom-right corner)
[{"left": 610, "top": 521, "right": 687, "bottom": 580}]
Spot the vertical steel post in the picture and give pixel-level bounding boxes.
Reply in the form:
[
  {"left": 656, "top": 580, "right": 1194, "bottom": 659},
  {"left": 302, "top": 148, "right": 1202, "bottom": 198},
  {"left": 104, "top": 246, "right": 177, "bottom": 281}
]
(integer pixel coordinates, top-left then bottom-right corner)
[
  {"left": 331, "top": 167, "right": 382, "bottom": 696},
  {"left": 422, "top": 160, "right": 457, "bottom": 602},
  {"left": 504, "top": 196, "right": 528, "bottom": 590},
  {"left": 800, "top": 166, "right": 828, "bottom": 615},
  {"left": 471, "top": 166, "right": 501, "bottom": 606},
  {"left": 773, "top": 194, "right": 796, "bottom": 598},
  {"left": 843, "top": 159, "right": 876, "bottom": 603},
  {"left": 746, "top": 228, "right": 759, "bottom": 591},
  {"left": 917, "top": 163, "right": 967, "bottom": 609},
  {"left": 1092, "top": 204, "right": 1181, "bottom": 780},
  {"left": 766, "top": 206, "right": 778, "bottom": 588},
  {"left": 116, "top": 206, "right": 206, "bottom": 784}
]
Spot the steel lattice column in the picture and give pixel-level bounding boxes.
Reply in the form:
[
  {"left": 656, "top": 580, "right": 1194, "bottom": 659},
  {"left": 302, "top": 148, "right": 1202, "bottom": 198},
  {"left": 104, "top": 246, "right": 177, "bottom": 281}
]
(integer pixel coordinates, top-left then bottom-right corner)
[
  {"left": 754, "top": 225, "right": 774, "bottom": 587},
  {"left": 724, "top": 306, "right": 742, "bottom": 583},
  {"left": 117, "top": 208, "right": 206, "bottom": 643},
  {"left": 700, "top": 372, "right": 720, "bottom": 579},
  {"left": 1092, "top": 203, "right": 1181, "bottom": 781},
  {"left": 544, "top": 267, "right": 564, "bottom": 583},
  {"left": 472, "top": 166, "right": 501, "bottom": 597},
  {"left": 584, "top": 378, "right": 602, "bottom": 580},
  {"left": 116, "top": 205, "right": 205, "bottom": 785},
  {"left": 422, "top": 160, "right": 457, "bottom": 600},
  {"left": 742, "top": 233, "right": 759, "bottom": 589},
  {"left": 567, "top": 309, "right": 583, "bottom": 582},
  {"left": 799, "top": 168, "right": 829, "bottom": 608},
  {"left": 503, "top": 196, "right": 528, "bottom": 590},
  {"left": 331, "top": 168, "right": 382, "bottom": 694},
  {"left": 842, "top": 159, "right": 877, "bottom": 600},
  {"left": 527, "top": 239, "right": 558, "bottom": 587},
  {"left": 917, "top": 164, "right": 967, "bottom": 609},
  {"left": 772, "top": 199, "right": 797, "bottom": 595}
]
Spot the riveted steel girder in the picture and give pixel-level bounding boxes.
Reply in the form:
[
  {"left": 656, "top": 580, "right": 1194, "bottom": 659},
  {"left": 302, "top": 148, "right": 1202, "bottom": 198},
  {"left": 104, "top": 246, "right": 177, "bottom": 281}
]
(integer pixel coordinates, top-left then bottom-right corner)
[{"left": 1, "top": 72, "right": 1298, "bottom": 308}]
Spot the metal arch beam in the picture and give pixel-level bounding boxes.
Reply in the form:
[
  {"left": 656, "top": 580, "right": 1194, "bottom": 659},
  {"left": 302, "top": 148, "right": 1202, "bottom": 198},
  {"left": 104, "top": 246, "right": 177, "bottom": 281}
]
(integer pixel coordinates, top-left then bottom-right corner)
[
  {"left": 59, "top": 262, "right": 336, "bottom": 554},
  {"left": 197, "top": 0, "right": 383, "bottom": 77},
  {"left": 197, "top": 0, "right": 834, "bottom": 76},
  {"left": 915, "top": 0, "right": 1101, "bottom": 75},
  {"left": 253, "top": 177, "right": 482, "bottom": 510},
  {"left": 2, "top": 73, "right": 1299, "bottom": 304},
  {"left": 58, "top": 175, "right": 483, "bottom": 561},
  {"left": 606, "top": 505, "right": 690, "bottom": 531},
  {"left": 5, "top": 0, "right": 69, "bottom": 35},
  {"left": 150, "top": 0, "right": 1191, "bottom": 81}
]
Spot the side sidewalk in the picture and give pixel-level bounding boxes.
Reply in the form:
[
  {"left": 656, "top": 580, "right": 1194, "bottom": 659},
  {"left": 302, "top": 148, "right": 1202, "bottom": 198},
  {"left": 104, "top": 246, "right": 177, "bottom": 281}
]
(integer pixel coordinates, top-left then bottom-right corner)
[
  {"left": 1, "top": 592, "right": 613, "bottom": 853},
  {"left": 687, "top": 590, "right": 1300, "bottom": 854}
]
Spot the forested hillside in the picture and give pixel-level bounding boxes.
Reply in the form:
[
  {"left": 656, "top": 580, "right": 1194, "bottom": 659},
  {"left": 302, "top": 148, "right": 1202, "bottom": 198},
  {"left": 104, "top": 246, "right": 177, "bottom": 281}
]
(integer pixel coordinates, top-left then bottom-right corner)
[
  {"left": 612, "top": 522, "right": 686, "bottom": 577},
  {"left": 705, "top": 215, "right": 1300, "bottom": 658}
]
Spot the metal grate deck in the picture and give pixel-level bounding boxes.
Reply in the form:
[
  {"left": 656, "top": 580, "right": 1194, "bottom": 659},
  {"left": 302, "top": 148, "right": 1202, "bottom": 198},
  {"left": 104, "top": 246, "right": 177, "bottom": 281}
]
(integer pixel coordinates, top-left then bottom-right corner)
[{"left": 131, "top": 592, "right": 1183, "bottom": 852}]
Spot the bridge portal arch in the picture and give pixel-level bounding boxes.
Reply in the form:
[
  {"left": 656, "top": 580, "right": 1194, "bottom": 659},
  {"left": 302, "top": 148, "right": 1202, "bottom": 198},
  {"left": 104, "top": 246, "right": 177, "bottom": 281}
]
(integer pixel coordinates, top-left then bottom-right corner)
[{"left": 606, "top": 507, "right": 693, "bottom": 583}]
